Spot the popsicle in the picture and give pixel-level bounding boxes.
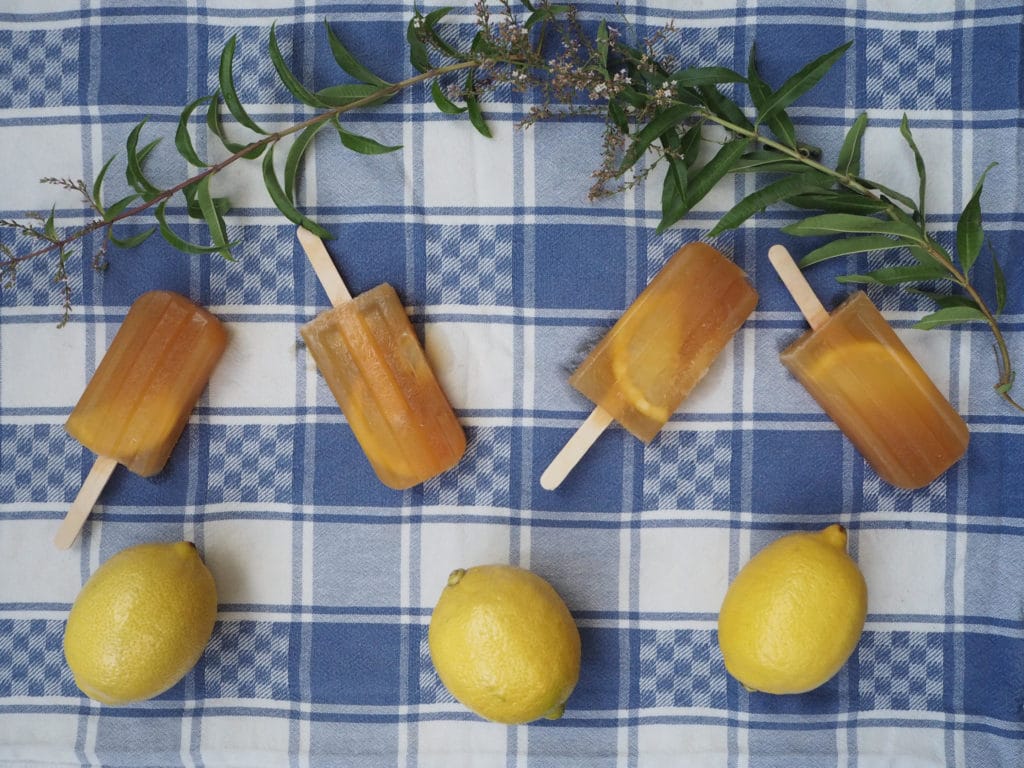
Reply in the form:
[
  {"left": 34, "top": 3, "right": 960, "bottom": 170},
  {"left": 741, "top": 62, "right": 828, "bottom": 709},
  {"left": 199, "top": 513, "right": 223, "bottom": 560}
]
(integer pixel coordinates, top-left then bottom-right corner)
[
  {"left": 541, "top": 242, "right": 758, "bottom": 490},
  {"left": 57, "top": 291, "right": 228, "bottom": 549},
  {"left": 296, "top": 227, "right": 466, "bottom": 490},
  {"left": 769, "top": 244, "right": 969, "bottom": 489}
]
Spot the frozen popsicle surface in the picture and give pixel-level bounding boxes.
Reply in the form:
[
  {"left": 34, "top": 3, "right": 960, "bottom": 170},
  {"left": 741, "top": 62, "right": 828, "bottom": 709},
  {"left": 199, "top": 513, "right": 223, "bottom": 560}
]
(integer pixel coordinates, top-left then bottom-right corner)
[
  {"left": 569, "top": 242, "right": 758, "bottom": 442},
  {"left": 781, "top": 290, "right": 968, "bottom": 489},
  {"left": 301, "top": 283, "right": 466, "bottom": 490},
  {"left": 65, "top": 290, "right": 228, "bottom": 477}
]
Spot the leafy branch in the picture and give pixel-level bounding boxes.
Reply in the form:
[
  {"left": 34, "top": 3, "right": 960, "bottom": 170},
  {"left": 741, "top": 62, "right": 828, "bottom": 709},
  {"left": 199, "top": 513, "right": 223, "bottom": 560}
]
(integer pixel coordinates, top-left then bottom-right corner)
[
  {"left": 0, "top": 0, "right": 1018, "bottom": 412},
  {"left": 584, "top": 32, "right": 1018, "bottom": 411}
]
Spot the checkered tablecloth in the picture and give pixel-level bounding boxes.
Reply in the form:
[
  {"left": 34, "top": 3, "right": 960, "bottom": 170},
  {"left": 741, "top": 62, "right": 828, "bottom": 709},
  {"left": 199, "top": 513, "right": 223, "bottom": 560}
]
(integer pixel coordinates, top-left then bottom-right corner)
[{"left": 1, "top": 1, "right": 1023, "bottom": 766}]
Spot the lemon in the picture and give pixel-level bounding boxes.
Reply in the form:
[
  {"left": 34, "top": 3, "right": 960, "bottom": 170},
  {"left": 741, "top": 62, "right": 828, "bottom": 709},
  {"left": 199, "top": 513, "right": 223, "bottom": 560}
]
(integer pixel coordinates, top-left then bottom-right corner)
[
  {"left": 607, "top": 294, "right": 678, "bottom": 425},
  {"left": 717, "top": 524, "right": 867, "bottom": 694},
  {"left": 63, "top": 541, "right": 218, "bottom": 705},
  {"left": 428, "top": 565, "right": 581, "bottom": 724}
]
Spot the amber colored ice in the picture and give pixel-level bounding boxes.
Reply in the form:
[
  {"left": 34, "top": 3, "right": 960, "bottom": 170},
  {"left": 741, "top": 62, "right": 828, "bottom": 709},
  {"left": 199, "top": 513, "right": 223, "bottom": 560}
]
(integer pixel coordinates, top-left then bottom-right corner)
[
  {"left": 781, "top": 291, "right": 969, "bottom": 489},
  {"left": 569, "top": 242, "right": 758, "bottom": 442},
  {"left": 65, "top": 291, "right": 228, "bottom": 477},
  {"left": 301, "top": 283, "right": 466, "bottom": 490}
]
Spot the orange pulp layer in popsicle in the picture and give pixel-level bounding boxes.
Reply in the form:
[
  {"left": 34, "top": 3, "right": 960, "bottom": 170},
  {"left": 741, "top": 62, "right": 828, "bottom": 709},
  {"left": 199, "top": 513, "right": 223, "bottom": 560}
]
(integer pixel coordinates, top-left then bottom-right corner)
[
  {"left": 781, "top": 291, "right": 969, "bottom": 489},
  {"left": 569, "top": 243, "right": 758, "bottom": 442},
  {"left": 65, "top": 291, "right": 228, "bottom": 477},
  {"left": 300, "top": 283, "right": 466, "bottom": 490}
]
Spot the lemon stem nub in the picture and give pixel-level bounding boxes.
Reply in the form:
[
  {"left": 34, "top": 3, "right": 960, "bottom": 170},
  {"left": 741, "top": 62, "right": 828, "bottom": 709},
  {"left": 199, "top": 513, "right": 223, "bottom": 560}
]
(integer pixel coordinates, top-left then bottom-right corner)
[
  {"left": 447, "top": 568, "right": 466, "bottom": 587},
  {"left": 820, "top": 524, "right": 849, "bottom": 550},
  {"left": 544, "top": 702, "right": 566, "bottom": 720}
]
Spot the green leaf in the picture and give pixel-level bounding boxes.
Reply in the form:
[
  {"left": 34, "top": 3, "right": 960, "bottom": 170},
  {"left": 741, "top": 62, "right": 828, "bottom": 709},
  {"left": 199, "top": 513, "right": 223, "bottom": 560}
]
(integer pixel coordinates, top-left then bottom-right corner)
[
  {"left": 285, "top": 121, "right": 330, "bottom": 202},
  {"left": 316, "top": 83, "right": 393, "bottom": 107},
  {"left": 906, "top": 243, "right": 947, "bottom": 269},
  {"left": 608, "top": 101, "right": 629, "bottom": 134},
  {"left": 421, "top": 7, "right": 462, "bottom": 60},
  {"left": 853, "top": 176, "right": 918, "bottom": 213},
  {"left": 324, "top": 20, "right": 389, "bottom": 87},
  {"left": 464, "top": 69, "right": 491, "bottom": 138},
  {"left": 104, "top": 194, "right": 139, "bottom": 220},
  {"left": 154, "top": 201, "right": 232, "bottom": 255},
  {"left": 659, "top": 123, "right": 681, "bottom": 153},
  {"left": 672, "top": 67, "right": 745, "bottom": 88},
  {"left": 206, "top": 92, "right": 266, "bottom": 159},
  {"left": 679, "top": 124, "right": 702, "bottom": 167},
  {"left": 219, "top": 36, "right": 266, "bottom": 135},
  {"left": 765, "top": 109, "right": 797, "bottom": 149},
  {"left": 673, "top": 86, "right": 704, "bottom": 109},
  {"left": 175, "top": 95, "right": 214, "bottom": 168},
  {"left": 407, "top": 14, "right": 431, "bottom": 73},
  {"left": 746, "top": 45, "right": 769, "bottom": 109},
  {"left": 614, "top": 87, "right": 647, "bottom": 111},
  {"left": 125, "top": 121, "right": 163, "bottom": 201},
  {"left": 746, "top": 45, "right": 796, "bottom": 147},
  {"left": 470, "top": 29, "right": 500, "bottom": 56},
  {"left": 684, "top": 138, "right": 750, "bottom": 207},
  {"left": 908, "top": 289, "right": 981, "bottom": 310},
  {"left": 699, "top": 85, "right": 753, "bottom": 131},
  {"left": 666, "top": 155, "right": 688, "bottom": 198},
  {"left": 708, "top": 172, "right": 831, "bottom": 236},
  {"left": 899, "top": 114, "right": 927, "bottom": 226},
  {"left": 619, "top": 105, "right": 695, "bottom": 172},
  {"left": 431, "top": 78, "right": 467, "bottom": 114},
  {"left": 836, "top": 112, "right": 867, "bottom": 177},
  {"left": 597, "top": 20, "right": 609, "bottom": 71},
  {"left": 196, "top": 174, "right": 234, "bottom": 260},
  {"left": 782, "top": 212, "right": 923, "bottom": 240},
  {"left": 657, "top": 158, "right": 687, "bottom": 234},
  {"left": 745, "top": 45, "right": 770, "bottom": 108},
  {"left": 993, "top": 250, "right": 1007, "bottom": 315},
  {"left": 913, "top": 305, "right": 987, "bottom": 330},
  {"left": 797, "top": 234, "right": 907, "bottom": 267},
  {"left": 465, "top": 94, "right": 491, "bottom": 138},
  {"left": 109, "top": 226, "right": 157, "bottom": 249},
  {"left": 956, "top": 161, "right": 996, "bottom": 275},
  {"left": 43, "top": 206, "right": 57, "bottom": 240},
  {"left": 182, "top": 181, "right": 231, "bottom": 220},
  {"left": 525, "top": 5, "right": 570, "bottom": 28},
  {"left": 137, "top": 138, "right": 160, "bottom": 166},
  {"left": 269, "top": 23, "right": 330, "bottom": 108},
  {"left": 261, "top": 144, "right": 333, "bottom": 239},
  {"left": 758, "top": 41, "right": 852, "bottom": 125},
  {"left": 836, "top": 264, "right": 948, "bottom": 285},
  {"left": 731, "top": 150, "right": 811, "bottom": 175},
  {"left": 333, "top": 118, "right": 402, "bottom": 155},
  {"left": 765, "top": 109, "right": 794, "bottom": 148},
  {"left": 92, "top": 154, "right": 118, "bottom": 212},
  {"left": 786, "top": 190, "right": 892, "bottom": 214}
]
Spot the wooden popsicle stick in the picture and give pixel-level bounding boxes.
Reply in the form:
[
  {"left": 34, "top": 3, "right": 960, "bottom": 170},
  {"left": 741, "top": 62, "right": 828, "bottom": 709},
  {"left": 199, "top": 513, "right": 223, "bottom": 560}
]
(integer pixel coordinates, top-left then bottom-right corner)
[
  {"left": 296, "top": 226, "right": 352, "bottom": 307},
  {"left": 540, "top": 406, "right": 615, "bottom": 490},
  {"left": 54, "top": 455, "right": 118, "bottom": 550},
  {"left": 768, "top": 244, "right": 830, "bottom": 330}
]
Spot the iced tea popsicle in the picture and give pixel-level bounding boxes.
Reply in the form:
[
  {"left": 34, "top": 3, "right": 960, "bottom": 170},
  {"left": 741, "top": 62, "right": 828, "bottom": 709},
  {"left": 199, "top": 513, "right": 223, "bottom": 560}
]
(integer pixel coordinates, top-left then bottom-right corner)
[
  {"left": 57, "top": 291, "right": 227, "bottom": 548},
  {"left": 769, "top": 244, "right": 969, "bottom": 489},
  {"left": 541, "top": 242, "right": 758, "bottom": 489},
  {"left": 297, "top": 227, "right": 465, "bottom": 490}
]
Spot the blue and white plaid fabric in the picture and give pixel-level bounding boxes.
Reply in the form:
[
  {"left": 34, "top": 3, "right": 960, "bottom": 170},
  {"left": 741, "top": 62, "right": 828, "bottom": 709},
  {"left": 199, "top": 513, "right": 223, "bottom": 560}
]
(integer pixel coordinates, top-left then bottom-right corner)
[{"left": 1, "top": 1, "right": 1023, "bottom": 765}]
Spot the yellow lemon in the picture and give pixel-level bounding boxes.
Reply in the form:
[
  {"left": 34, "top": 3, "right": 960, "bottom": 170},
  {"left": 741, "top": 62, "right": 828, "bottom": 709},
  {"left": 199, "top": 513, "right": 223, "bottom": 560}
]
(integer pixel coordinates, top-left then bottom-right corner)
[
  {"left": 428, "top": 565, "right": 581, "bottom": 724},
  {"left": 607, "top": 295, "right": 677, "bottom": 425},
  {"left": 64, "top": 541, "right": 218, "bottom": 705},
  {"left": 717, "top": 524, "right": 867, "bottom": 694}
]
